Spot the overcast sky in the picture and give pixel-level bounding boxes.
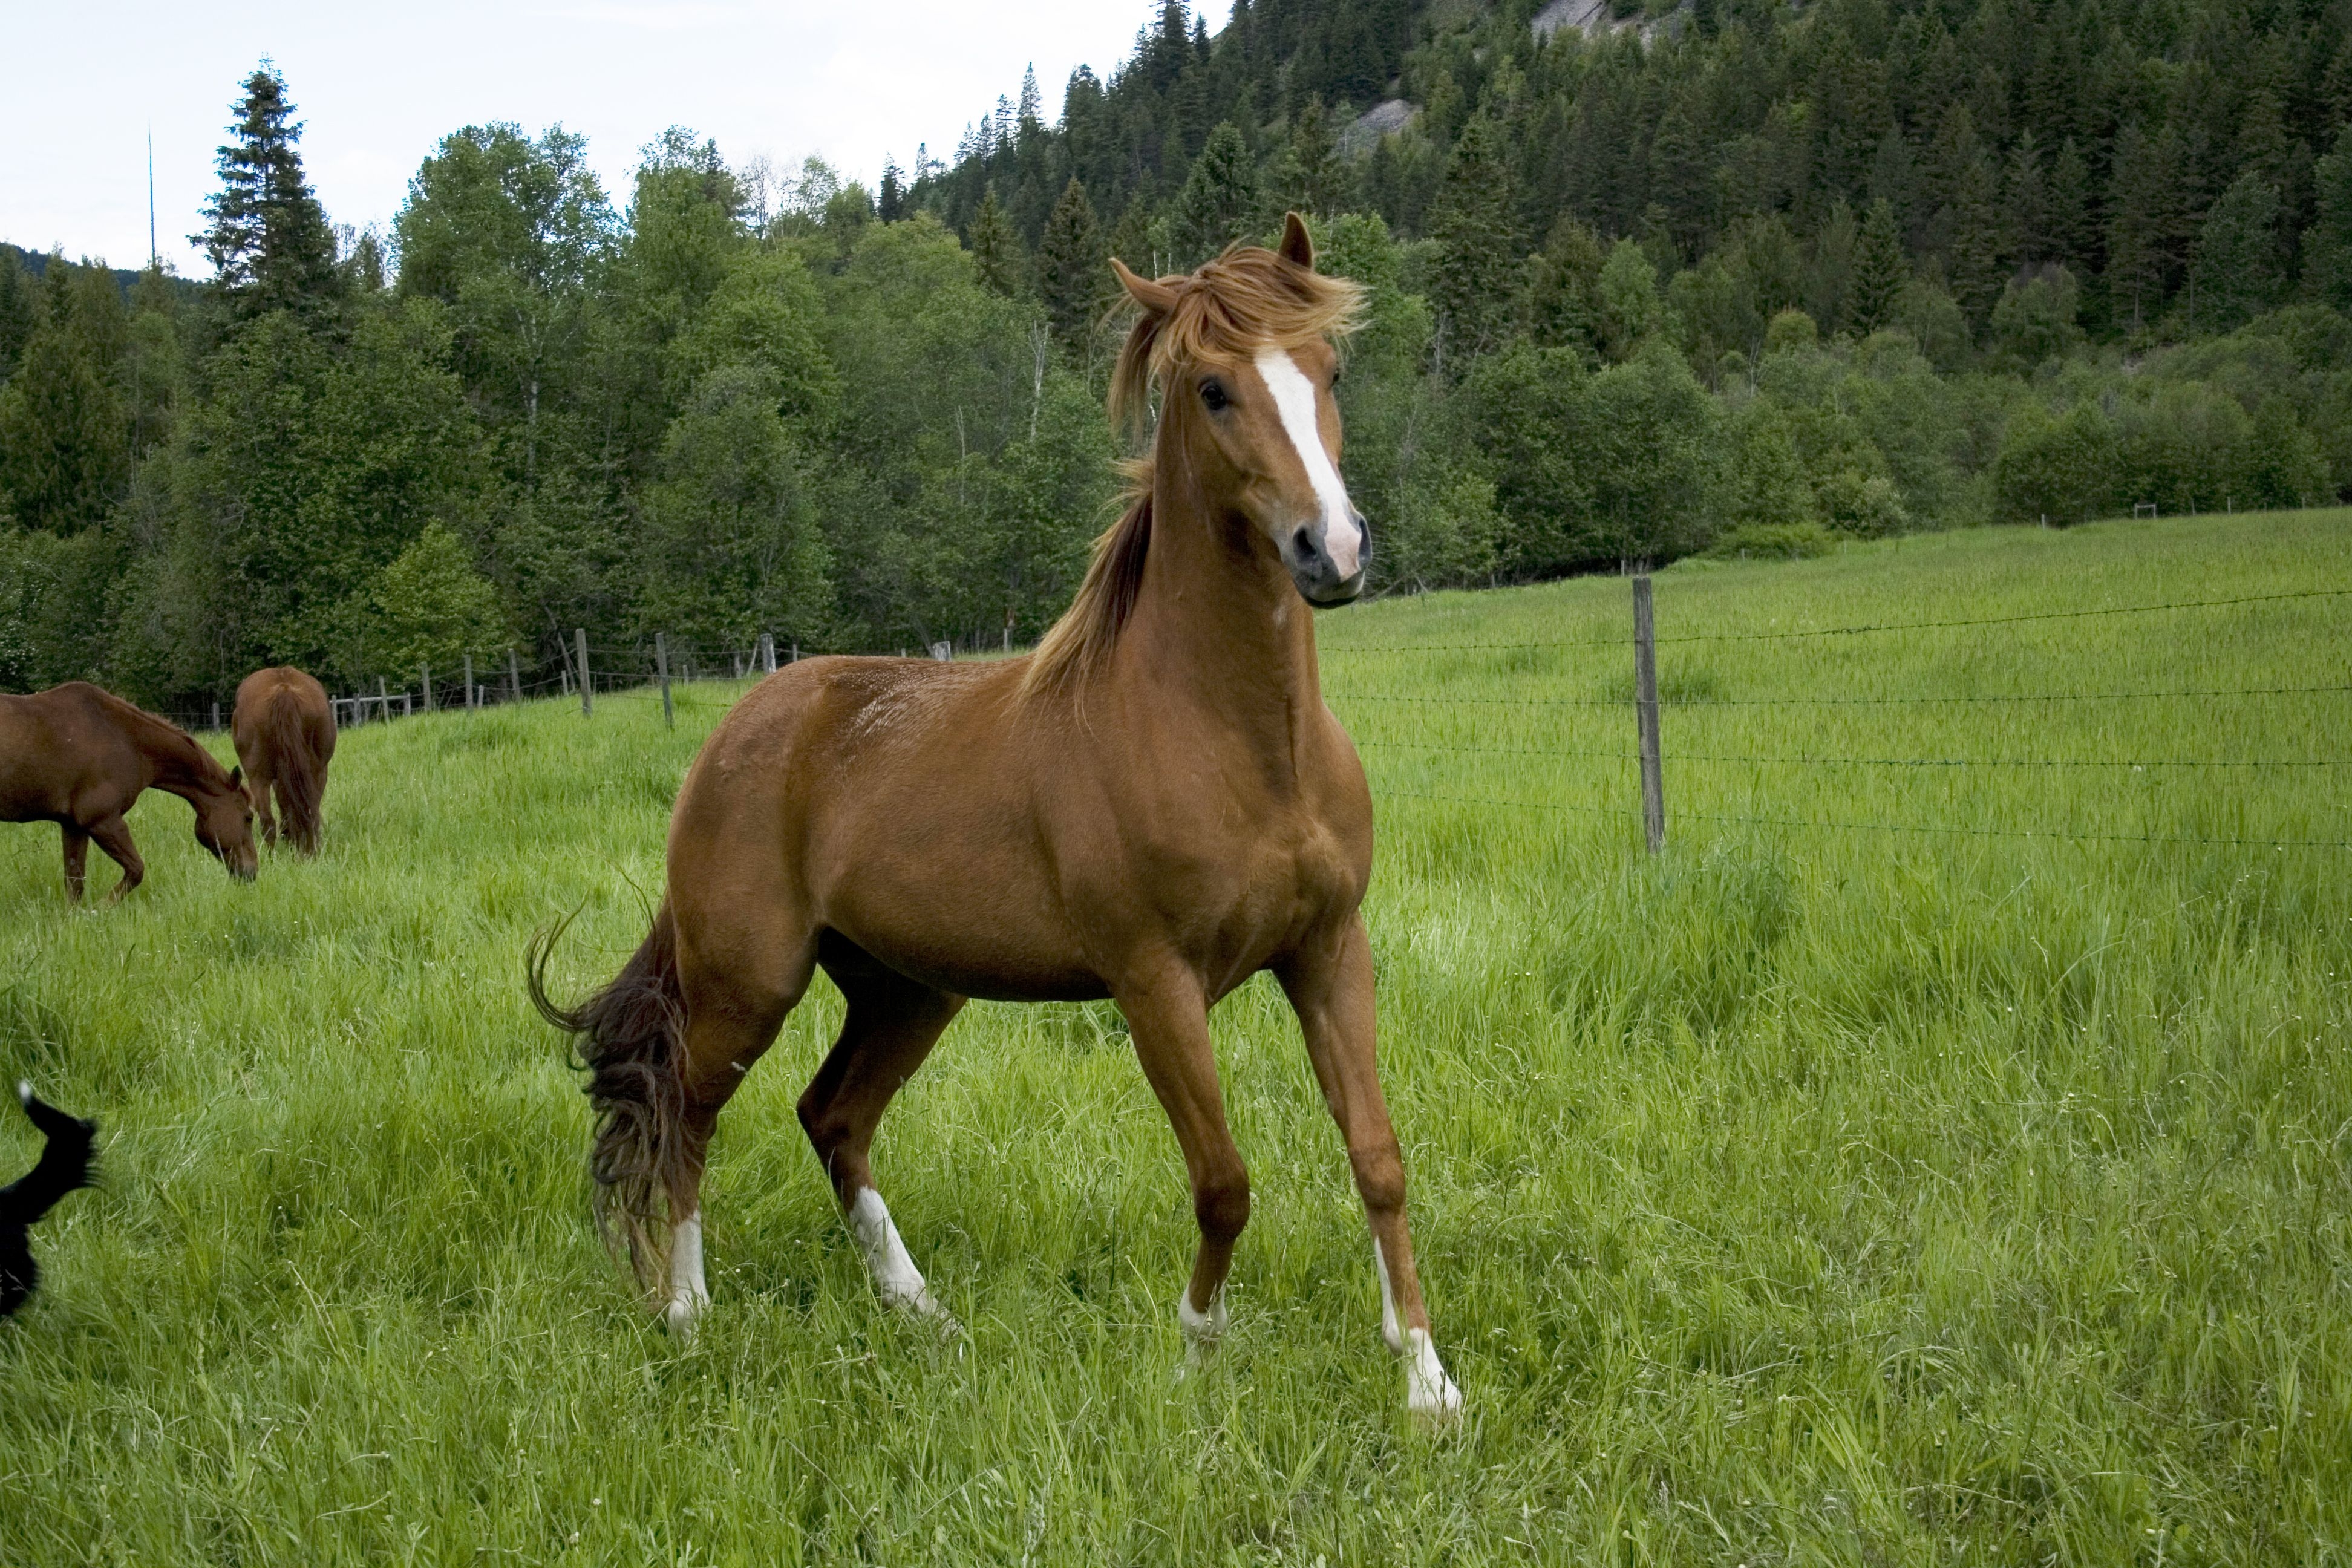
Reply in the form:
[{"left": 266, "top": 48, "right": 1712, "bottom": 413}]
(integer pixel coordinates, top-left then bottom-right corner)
[{"left": 4, "top": 0, "right": 1230, "bottom": 275}]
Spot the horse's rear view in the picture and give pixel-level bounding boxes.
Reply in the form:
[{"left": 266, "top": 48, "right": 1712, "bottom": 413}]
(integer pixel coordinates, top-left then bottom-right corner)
[
  {"left": 232, "top": 667, "right": 336, "bottom": 855},
  {"left": 534, "top": 216, "right": 1463, "bottom": 1418}
]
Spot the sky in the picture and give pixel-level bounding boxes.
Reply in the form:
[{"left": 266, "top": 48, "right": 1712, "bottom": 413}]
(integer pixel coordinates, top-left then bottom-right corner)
[{"left": 2, "top": 0, "right": 1230, "bottom": 276}]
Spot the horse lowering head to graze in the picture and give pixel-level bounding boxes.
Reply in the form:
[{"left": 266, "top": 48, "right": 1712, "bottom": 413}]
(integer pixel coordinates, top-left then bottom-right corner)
[
  {"left": 531, "top": 214, "right": 1463, "bottom": 1419},
  {"left": 232, "top": 666, "right": 337, "bottom": 855},
  {"left": 0, "top": 682, "right": 258, "bottom": 901}
]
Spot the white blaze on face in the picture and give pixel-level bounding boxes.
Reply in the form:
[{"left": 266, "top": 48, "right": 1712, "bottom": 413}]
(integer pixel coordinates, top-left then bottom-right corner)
[{"left": 1253, "top": 347, "right": 1362, "bottom": 580}]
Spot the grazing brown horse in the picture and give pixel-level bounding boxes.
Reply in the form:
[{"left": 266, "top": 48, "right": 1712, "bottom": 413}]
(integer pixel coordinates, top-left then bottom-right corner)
[
  {"left": 0, "top": 681, "right": 258, "bottom": 901},
  {"left": 533, "top": 215, "right": 1462, "bottom": 1417},
  {"left": 232, "top": 666, "right": 336, "bottom": 855}
]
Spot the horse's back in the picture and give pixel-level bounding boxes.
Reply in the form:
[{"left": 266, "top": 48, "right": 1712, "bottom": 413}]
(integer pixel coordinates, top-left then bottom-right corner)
[{"left": 0, "top": 684, "right": 137, "bottom": 823}]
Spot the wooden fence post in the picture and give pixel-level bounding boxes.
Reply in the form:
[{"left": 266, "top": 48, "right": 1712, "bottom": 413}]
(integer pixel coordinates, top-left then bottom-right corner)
[
  {"left": 421, "top": 664, "right": 433, "bottom": 712},
  {"left": 761, "top": 632, "right": 776, "bottom": 673},
  {"left": 576, "top": 629, "right": 592, "bottom": 717},
  {"left": 656, "top": 632, "right": 674, "bottom": 730},
  {"left": 464, "top": 655, "right": 475, "bottom": 710},
  {"left": 1632, "top": 574, "right": 1665, "bottom": 854},
  {"left": 211, "top": 701, "right": 221, "bottom": 731},
  {"left": 377, "top": 676, "right": 390, "bottom": 724}
]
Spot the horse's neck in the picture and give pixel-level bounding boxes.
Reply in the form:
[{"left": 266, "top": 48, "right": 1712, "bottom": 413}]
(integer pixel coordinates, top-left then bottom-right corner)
[
  {"left": 1122, "top": 462, "right": 1321, "bottom": 760},
  {"left": 122, "top": 710, "right": 220, "bottom": 800}
]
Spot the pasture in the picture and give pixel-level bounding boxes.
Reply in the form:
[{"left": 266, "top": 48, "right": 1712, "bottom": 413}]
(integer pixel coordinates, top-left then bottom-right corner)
[{"left": 2, "top": 511, "right": 2347, "bottom": 1565}]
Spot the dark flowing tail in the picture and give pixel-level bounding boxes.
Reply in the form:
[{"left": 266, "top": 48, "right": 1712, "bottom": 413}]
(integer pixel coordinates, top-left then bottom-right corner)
[
  {"left": 2, "top": 1083, "right": 97, "bottom": 1318},
  {"left": 269, "top": 693, "right": 325, "bottom": 854},
  {"left": 528, "top": 906, "right": 687, "bottom": 1286}
]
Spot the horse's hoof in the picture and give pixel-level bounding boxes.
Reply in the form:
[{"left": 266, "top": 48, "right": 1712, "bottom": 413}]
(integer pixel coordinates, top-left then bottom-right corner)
[
  {"left": 885, "top": 1284, "right": 962, "bottom": 1338},
  {"left": 1400, "top": 1329, "right": 1463, "bottom": 1422},
  {"left": 664, "top": 1290, "right": 707, "bottom": 1338}
]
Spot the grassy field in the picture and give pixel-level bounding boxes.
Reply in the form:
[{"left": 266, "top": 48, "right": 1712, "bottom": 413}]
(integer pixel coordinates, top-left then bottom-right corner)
[{"left": 2, "top": 511, "right": 2348, "bottom": 1565}]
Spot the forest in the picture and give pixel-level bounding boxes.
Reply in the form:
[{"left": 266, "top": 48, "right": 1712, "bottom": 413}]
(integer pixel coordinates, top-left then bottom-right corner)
[{"left": 3, "top": 0, "right": 2351, "bottom": 710}]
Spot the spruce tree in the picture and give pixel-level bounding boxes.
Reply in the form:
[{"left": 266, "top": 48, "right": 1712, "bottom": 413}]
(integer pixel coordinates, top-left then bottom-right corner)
[
  {"left": 1169, "top": 123, "right": 1259, "bottom": 266},
  {"left": 1945, "top": 150, "right": 2006, "bottom": 328},
  {"left": 967, "top": 186, "right": 1027, "bottom": 296},
  {"left": 1036, "top": 178, "right": 1106, "bottom": 350},
  {"left": 879, "top": 158, "right": 904, "bottom": 222},
  {"left": 2189, "top": 171, "right": 2280, "bottom": 332},
  {"left": 1846, "top": 198, "right": 1909, "bottom": 335},
  {"left": 2305, "top": 125, "right": 2352, "bottom": 312},
  {"left": 1426, "top": 114, "right": 1519, "bottom": 373},
  {"left": 0, "top": 249, "right": 38, "bottom": 383},
  {"left": 1524, "top": 215, "right": 1606, "bottom": 357},
  {"left": 2104, "top": 120, "right": 2173, "bottom": 330},
  {"left": 197, "top": 64, "right": 341, "bottom": 320},
  {"left": 2045, "top": 137, "right": 2091, "bottom": 270},
  {"left": 0, "top": 264, "right": 129, "bottom": 534}
]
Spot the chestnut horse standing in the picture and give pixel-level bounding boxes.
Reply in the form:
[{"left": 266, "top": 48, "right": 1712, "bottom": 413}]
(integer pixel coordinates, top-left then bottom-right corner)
[
  {"left": 533, "top": 217, "right": 1462, "bottom": 1417},
  {"left": 232, "top": 667, "right": 336, "bottom": 855},
  {"left": 0, "top": 682, "right": 258, "bottom": 901}
]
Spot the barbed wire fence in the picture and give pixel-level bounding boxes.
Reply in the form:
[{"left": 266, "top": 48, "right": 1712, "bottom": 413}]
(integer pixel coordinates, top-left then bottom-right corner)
[
  {"left": 149, "top": 584, "right": 2351, "bottom": 855},
  {"left": 1328, "top": 581, "right": 2352, "bottom": 854}
]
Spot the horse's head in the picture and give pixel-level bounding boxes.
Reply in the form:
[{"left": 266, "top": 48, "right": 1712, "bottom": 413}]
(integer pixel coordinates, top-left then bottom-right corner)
[
  {"left": 195, "top": 765, "right": 258, "bottom": 881},
  {"left": 1112, "top": 215, "right": 1368, "bottom": 606}
]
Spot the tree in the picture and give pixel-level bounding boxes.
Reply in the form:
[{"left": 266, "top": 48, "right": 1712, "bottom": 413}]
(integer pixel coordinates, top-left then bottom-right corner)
[
  {"left": 1523, "top": 216, "right": 1606, "bottom": 358},
  {"left": 1036, "top": 178, "right": 1106, "bottom": 351},
  {"left": 1168, "top": 123, "right": 1260, "bottom": 267},
  {"left": 196, "top": 65, "right": 341, "bottom": 321},
  {"left": 2305, "top": 125, "right": 2352, "bottom": 312},
  {"left": 1426, "top": 114, "right": 1518, "bottom": 373},
  {"left": 967, "top": 186, "right": 1027, "bottom": 296},
  {"left": 345, "top": 521, "right": 508, "bottom": 681},
  {"left": 2104, "top": 121, "right": 2175, "bottom": 332},
  {"left": 1988, "top": 265, "right": 2082, "bottom": 367},
  {"left": 0, "top": 263, "right": 129, "bottom": 534},
  {"left": 1595, "top": 240, "right": 1667, "bottom": 362},
  {"left": 1263, "top": 99, "right": 1350, "bottom": 220},
  {"left": 1845, "top": 198, "right": 1908, "bottom": 335},
  {"left": 2189, "top": 172, "right": 2281, "bottom": 333},
  {"left": 1993, "top": 402, "right": 2116, "bottom": 524}
]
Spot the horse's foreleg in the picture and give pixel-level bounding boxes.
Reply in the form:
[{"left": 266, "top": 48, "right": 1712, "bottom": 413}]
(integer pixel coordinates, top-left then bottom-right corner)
[
  {"left": 1123, "top": 969, "right": 1249, "bottom": 1361},
  {"left": 1278, "top": 918, "right": 1462, "bottom": 1419},
  {"left": 797, "top": 967, "right": 964, "bottom": 1326},
  {"left": 252, "top": 770, "right": 279, "bottom": 848},
  {"left": 86, "top": 816, "right": 143, "bottom": 903},
  {"left": 60, "top": 825, "right": 89, "bottom": 903}
]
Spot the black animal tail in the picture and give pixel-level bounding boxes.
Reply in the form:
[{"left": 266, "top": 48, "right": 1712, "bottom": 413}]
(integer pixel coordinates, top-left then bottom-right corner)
[
  {"left": 527, "top": 906, "right": 688, "bottom": 1290},
  {"left": 2, "top": 1082, "right": 97, "bottom": 1319}
]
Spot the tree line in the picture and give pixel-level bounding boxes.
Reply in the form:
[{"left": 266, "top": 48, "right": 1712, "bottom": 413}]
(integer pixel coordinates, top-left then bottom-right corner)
[{"left": 3, "top": 0, "right": 2351, "bottom": 708}]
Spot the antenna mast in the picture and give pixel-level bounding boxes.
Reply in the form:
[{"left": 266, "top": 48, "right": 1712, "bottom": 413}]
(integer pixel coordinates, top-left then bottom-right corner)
[{"left": 148, "top": 127, "right": 158, "bottom": 268}]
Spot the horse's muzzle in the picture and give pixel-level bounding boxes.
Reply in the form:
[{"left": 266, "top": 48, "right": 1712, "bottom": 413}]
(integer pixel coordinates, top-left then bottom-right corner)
[{"left": 1284, "top": 517, "right": 1370, "bottom": 606}]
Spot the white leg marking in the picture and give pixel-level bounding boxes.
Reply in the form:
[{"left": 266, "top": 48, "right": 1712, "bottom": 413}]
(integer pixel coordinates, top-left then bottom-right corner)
[
  {"left": 1175, "top": 1284, "right": 1228, "bottom": 1378},
  {"left": 1253, "top": 347, "right": 1364, "bottom": 579},
  {"left": 1374, "top": 1237, "right": 1463, "bottom": 1418},
  {"left": 849, "top": 1186, "right": 952, "bottom": 1325},
  {"left": 665, "top": 1210, "right": 710, "bottom": 1335}
]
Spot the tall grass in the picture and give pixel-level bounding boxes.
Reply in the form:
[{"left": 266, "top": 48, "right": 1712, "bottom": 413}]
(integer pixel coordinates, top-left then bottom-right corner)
[{"left": 3, "top": 512, "right": 2347, "bottom": 1564}]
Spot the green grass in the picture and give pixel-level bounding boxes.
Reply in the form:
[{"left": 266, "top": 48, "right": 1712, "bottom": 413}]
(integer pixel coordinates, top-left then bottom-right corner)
[{"left": 3, "top": 512, "right": 2348, "bottom": 1565}]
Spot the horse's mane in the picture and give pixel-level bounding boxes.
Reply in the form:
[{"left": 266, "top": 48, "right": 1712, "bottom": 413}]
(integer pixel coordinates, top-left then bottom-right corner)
[
  {"left": 90, "top": 685, "right": 230, "bottom": 788},
  {"left": 1022, "top": 240, "right": 1364, "bottom": 699}
]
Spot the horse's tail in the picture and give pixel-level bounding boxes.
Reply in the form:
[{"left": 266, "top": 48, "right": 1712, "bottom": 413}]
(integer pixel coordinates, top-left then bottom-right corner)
[
  {"left": 268, "top": 691, "right": 325, "bottom": 854},
  {"left": 528, "top": 904, "right": 688, "bottom": 1289}
]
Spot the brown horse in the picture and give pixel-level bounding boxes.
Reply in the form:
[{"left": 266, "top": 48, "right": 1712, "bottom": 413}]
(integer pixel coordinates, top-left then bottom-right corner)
[
  {"left": 0, "top": 681, "right": 258, "bottom": 901},
  {"left": 532, "top": 215, "right": 1462, "bottom": 1417},
  {"left": 232, "top": 666, "right": 336, "bottom": 855}
]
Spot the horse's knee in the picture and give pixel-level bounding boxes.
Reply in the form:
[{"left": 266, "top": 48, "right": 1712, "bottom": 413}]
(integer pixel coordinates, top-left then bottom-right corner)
[
  {"left": 1349, "top": 1143, "right": 1406, "bottom": 1219},
  {"left": 1194, "top": 1167, "right": 1251, "bottom": 1246}
]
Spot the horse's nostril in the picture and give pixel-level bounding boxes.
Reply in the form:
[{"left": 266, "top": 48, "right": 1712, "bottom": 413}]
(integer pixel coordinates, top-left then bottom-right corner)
[{"left": 1292, "top": 526, "right": 1314, "bottom": 559}]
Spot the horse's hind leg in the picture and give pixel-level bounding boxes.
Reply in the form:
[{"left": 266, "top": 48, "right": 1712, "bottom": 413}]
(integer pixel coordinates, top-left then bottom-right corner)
[
  {"left": 796, "top": 952, "right": 964, "bottom": 1324},
  {"left": 59, "top": 826, "right": 89, "bottom": 903}
]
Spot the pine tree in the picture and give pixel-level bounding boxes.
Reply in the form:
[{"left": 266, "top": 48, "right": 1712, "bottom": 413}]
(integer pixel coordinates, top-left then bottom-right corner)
[
  {"left": 2189, "top": 171, "right": 2281, "bottom": 332},
  {"left": 879, "top": 157, "right": 904, "bottom": 222},
  {"left": 1036, "top": 178, "right": 1106, "bottom": 350},
  {"left": 1846, "top": 198, "right": 1909, "bottom": 335},
  {"left": 967, "top": 186, "right": 1027, "bottom": 296},
  {"left": 1426, "top": 114, "right": 1519, "bottom": 373},
  {"left": 2308, "top": 125, "right": 2352, "bottom": 312},
  {"left": 196, "top": 64, "right": 341, "bottom": 320},
  {"left": 1265, "top": 98, "right": 1349, "bottom": 219},
  {"left": 2044, "top": 137, "right": 2091, "bottom": 270},
  {"left": 1945, "top": 149, "right": 2006, "bottom": 328},
  {"left": 2007, "top": 129, "right": 2050, "bottom": 263},
  {"left": 1106, "top": 194, "right": 1156, "bottom": 275},
  {"left": 0, "top": 249, "right": 38, "bottom": 383},
  {"left": 0, "top": 263, "right": 129, "bottom": 534},
  {"left": 1524, "top": 215, "right": 1606, "bottom": 356},
  {"left": 2103, "top": 120, "right": 2174, "bottom": 330},
  {"left": 1168, "top": 123, "right": 1259, "bottom": 267}
]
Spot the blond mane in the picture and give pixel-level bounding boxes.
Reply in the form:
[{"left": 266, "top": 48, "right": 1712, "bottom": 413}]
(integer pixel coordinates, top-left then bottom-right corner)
[{"left": 1022, "top": 239, "right": 1365, "bottom": 699}]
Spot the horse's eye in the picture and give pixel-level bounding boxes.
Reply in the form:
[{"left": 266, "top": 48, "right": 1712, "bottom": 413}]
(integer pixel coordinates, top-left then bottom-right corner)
[{"left": 1200, "top": 380, "right": 1229, "bottom": 413}]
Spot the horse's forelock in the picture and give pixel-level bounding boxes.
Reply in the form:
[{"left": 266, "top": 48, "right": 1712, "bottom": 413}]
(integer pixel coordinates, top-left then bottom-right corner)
[{"left": 1109, "top": 244, "right": 1364, "bottom": 439}]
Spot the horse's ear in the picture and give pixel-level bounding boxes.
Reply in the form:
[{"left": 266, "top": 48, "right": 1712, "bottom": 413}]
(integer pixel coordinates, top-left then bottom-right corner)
[
  {"left": 227, "top": 765, "right": 242, "bottom": 788},
  {"left": 1111, "top": 257, "right": 1179, "bottom": 318},
  {"left": 1278, "top": 211, "right": 1315, "bottom": 270}
]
